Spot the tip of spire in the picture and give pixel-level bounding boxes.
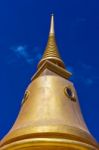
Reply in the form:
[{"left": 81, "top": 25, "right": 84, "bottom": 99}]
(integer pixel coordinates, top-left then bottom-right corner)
[{"left": 49, "top": 14, "right": 55, "bottom": 35}]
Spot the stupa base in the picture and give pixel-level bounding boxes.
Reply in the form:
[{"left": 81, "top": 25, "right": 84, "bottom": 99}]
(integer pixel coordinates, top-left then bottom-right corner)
[{"left": 0, "top": 138, "right": 97, "bottom": 150}]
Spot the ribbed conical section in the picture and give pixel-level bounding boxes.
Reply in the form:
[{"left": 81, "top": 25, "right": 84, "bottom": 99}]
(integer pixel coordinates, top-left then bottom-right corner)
[
  {"left": 38, "top": 15, "right": 65, "bottom": 69},
  {"left": 43, "top": 35, "right": 61, "bottom": 59}
]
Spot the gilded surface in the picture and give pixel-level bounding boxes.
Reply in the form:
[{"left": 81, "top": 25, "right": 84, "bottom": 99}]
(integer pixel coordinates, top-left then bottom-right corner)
[{"left": 0, "top": 76, "right": 98, "bottom": 149}]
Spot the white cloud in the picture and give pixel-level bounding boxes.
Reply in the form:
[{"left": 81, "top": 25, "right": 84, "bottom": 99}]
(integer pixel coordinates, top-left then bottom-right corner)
[
  {"left": 9, "top": 45, "right": 42, "bottom": 65},
  {"left": 11, "top": 45, "right": 30, "bottom": 62}
]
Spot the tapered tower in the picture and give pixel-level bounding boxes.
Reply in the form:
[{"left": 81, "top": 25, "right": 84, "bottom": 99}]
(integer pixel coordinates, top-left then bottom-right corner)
[{"left": 0, "top": 15, "right": 98, "bottom": 150}]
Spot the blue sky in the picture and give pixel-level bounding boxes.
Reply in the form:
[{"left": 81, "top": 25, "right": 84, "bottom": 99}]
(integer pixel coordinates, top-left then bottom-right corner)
[{"left": 0, "top": 0, "right": 99, "bottom": 142}]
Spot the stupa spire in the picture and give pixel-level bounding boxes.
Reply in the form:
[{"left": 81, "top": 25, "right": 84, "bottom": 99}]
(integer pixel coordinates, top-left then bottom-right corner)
[
  {"left": 49, "top": 14, "right": 54, "bottom": 35},
  {"left": 38, "top": 14, "right": 65, "bottom": 68}
]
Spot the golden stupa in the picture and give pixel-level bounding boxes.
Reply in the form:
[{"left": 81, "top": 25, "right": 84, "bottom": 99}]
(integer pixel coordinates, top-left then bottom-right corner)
[{"left": 0, "top": 15, "right": 98, "bottom": 150}]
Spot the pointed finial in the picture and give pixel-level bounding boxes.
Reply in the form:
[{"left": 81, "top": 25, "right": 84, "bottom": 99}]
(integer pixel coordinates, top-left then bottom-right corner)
[
  {"left": 49, "top": 14, "right": 55, "bottom": 35},
  {"left": 38, "top": 15, "right": 65, "bottom": 69}
]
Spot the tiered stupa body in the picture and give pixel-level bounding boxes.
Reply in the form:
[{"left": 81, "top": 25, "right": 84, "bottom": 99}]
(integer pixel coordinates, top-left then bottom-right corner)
[{"left": 0, "top": 15, "right": 98, "bottom": 150}]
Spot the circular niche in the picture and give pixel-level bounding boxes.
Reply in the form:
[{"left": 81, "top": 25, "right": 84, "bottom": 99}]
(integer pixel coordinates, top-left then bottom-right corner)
[{"left": 64, "top": 87, "right": 76, "bottom": 102}]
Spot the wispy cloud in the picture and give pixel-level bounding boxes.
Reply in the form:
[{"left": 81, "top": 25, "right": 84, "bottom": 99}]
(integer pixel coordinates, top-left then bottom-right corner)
[
  {"left": 11, "top": 45, "right": 29, "bottom": 60},
  {"left": 78, "top": 76, "right": 94, "bottom": 86},
  {"left": 9, "top": 45, "right": 42, "bottom": 65},
  {"left": 67, "top": 62, "right": 99, "bottom": 86}
]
